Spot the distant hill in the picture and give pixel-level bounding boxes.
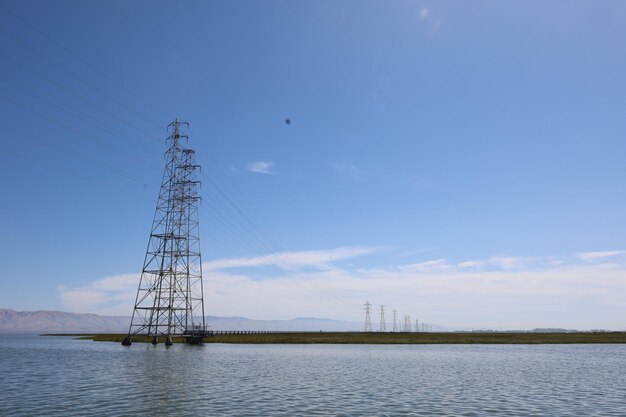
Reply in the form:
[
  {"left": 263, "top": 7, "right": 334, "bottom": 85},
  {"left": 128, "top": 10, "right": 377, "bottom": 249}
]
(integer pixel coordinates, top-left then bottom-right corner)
[
  {"left": 0, "top": 309, "right": 363, "bottom": 333},
  {"left": 0, "top": 309, "right": 129, "bottom": 333}
]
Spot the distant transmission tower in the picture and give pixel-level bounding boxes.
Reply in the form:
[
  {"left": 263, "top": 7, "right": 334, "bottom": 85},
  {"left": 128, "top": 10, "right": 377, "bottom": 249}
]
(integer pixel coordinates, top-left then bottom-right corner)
[
  {"left": 392, "top": 309, "right": 397, "bottom": 332},
  {"left": 379, "top": 305, "right": 386, "bottom": 332},
  {"left": 415, "top": 319, "right": 419, "bottom": 332},
  {"left": 403, "top": 315, "right": 411, "bottom": 332},
  {"left": 122, "top": 119, "right": 205, "bottom": 346},
  {"left": 364, "top": 301, "right": 373, "bottom": 332}
]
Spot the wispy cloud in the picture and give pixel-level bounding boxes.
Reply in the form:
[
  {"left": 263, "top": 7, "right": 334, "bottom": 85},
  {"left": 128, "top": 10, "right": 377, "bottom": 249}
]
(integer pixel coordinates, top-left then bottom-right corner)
[
  {"left": 58, "top": 247, "right": 382, "bottom": 315},
  {"left": 58, "top": 249, "right": 626, "bottom": 329},
  {"left": 487, "top": 256, "right": 536, "bottom": 270},
  {"left": 328, "top": 162, "right": 364, "bottom": 181},
  {"left": 416, "top": 6, "right": 442, "bottom": 34},
  {"left": 401, "top": 259, "right": 452, "bottom": 272},
  {"left": 576, "top": 250, "right": 626, "bottom": 261},
  {"left": 204, "top": 246, "right": 382, "bottom": 271},
  {"left": 58, "top": 273, "right": 138, "bottom": 315},
  {"left": 457, "top": 260, "right": 484, "bottom": 269},
  {"left": 246, "top": 161, "right": 275, "bottom": 175}
]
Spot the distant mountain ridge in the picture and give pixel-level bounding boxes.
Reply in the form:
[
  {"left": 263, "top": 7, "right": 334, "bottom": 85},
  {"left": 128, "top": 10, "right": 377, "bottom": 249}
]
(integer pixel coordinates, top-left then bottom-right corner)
[
  {"left": 0, "top": 309, "right": 363, "bottom": 333},
  {"left": 0, "top": 309, "right": 129, "bottom": 333}
]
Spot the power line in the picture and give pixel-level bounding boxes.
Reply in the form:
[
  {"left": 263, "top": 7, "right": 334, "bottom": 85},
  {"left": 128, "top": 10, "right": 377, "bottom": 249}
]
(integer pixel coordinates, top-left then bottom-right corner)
[
  {"left": 0, "top": 48, "right": 162, "bottom": 145},
  {"left": 0, "top": 93, "right": 160, "bottom": 171},
  {"left": 197, "top": 162, "right": 353, "bottom": 309},
  {"left": 3, "top": 143, "right": 155, "bottom": 203},
  {"left": 0, "top": 4, "right": 358, "bottom": 316},
  {"left": 1, "top": 31, "right": 353, "bottom": 310},
  {"left": 0, "top": 22, "right": 165, "bottom": 129},
  {"left": 0, "top": 75, "right": 162, "bottom": 158},
  {"left": 0, "top": 120, "right": 157, "bottom": 187},
  {"left": 0, "top": 2, "right": 170, "bottom": 119}
]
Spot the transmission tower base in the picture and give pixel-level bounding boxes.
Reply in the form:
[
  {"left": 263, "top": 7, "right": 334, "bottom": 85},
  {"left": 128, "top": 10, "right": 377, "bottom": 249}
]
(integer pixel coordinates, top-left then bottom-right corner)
[
  {"left": 184, "top": 335, "right": 204, "bottom": 345},
  {"left": 121, "top": 337, "right": 132, "bottom": 346}
]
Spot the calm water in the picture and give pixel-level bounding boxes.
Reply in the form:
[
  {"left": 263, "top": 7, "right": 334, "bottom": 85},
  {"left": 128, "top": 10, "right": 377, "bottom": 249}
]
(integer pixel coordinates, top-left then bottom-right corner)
[{"left": 1, "top": 335, "right": 625, "bottom": 416}]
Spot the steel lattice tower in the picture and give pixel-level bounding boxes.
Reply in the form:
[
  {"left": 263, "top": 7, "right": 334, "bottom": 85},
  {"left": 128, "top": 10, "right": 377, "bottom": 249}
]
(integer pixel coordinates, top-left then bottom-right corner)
[
  {"left": 403, "top": 314, "right": 411, "bottom": 332},
  {"left": 364, "top": 301, "right": 372, "bottom": 332},
  {"left": 122, "top": 119, "right": 205, "bottom": 346},
  {"left": 378, "top": 305, "right": 386, "bottom": 332}
]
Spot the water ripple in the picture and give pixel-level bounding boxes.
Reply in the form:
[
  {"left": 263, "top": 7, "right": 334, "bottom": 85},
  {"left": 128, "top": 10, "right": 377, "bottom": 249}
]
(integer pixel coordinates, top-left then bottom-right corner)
[{"left": 1, "top": 336, "right": 626, "bottom": 416}]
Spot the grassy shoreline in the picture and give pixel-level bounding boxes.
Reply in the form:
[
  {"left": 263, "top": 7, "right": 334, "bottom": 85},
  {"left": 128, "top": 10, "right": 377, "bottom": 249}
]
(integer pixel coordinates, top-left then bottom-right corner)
[{"left": 43, "top": 332, "right": 626, "bottom": 344}]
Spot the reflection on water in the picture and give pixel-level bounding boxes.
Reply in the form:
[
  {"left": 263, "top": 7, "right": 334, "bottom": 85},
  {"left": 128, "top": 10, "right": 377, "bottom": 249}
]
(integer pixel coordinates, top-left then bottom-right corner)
[{"left": 1, "top": 335, "right": 626, "bottom": 416}]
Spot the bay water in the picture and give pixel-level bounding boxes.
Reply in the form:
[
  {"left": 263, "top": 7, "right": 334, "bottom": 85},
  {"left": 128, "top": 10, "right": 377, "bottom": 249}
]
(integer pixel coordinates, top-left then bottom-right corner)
[{"left": 1, "top": 335, "right": 625, "bottom": 416}]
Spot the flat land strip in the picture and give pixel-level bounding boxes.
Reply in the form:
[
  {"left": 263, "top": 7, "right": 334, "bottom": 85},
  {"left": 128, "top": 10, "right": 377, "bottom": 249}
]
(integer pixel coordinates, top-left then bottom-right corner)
[{"left": 45, "top": 332, "right": 626, "bottom": 344}]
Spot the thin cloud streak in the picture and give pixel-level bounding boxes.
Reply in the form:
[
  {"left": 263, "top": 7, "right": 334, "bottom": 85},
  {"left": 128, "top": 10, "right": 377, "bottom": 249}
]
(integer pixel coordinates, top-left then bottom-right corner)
[
  {"left": 58, "top": 273, "right": 138, "bottom": 315},
  {"left": 328, "top": 162, "right": 364, "bottom": 182},
  {"left": 58, "top": 249, "right": 626, "bottom": 329},
  {"left": 246, "top": 161, "right": 275, "bottom": 174},
  {"left": 203, "top": 246, "right": 383, "bottom": 271},
  {"left": 576, "top": 250, "right": 626, "bottom": 261}
]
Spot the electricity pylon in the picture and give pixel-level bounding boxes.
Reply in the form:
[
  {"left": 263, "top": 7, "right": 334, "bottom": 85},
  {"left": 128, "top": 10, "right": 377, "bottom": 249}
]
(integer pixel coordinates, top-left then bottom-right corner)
[
  {"left": 403, "top": 315, "right": 411, "bottom": 332},
  {"left": 392, "top": 309, "right": 397, "bottom": 332},
  {"left": 122, "top": 119, "right": 205, "bottom": 346},
  {"left": 379, "top": 305, "right": 386, "bottom": 332},
  {"left": 364, "top": 301, "right": 373, "bottom": 332}
]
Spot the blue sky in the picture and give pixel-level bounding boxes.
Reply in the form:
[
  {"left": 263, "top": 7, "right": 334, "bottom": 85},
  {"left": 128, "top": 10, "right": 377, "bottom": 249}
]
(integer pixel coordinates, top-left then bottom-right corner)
[{"left": 1, "top": 1, "right": 626, "bottom": 329}]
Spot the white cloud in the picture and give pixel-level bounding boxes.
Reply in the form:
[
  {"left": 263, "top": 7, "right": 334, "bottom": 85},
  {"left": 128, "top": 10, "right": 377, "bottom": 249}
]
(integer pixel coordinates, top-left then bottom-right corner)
[
  {"left": 202, "top": 259, "right": 626, "bottom": 329},
  {"left": 328, "top": 162, "right": 364, "bottom": 181},
  {"left": 576, "top": 250, "right": 626, "bottom": 261},
  {"left": 457, "top": 260, "right": 483, "bottom": 268},
  {"left": 487, "top": 256, "right": 535, "bottom": 270},
  {"left": 246, "top": 161, "right": 275, "bottom": 174},
  {"left": 416, "top": 7, "right": 441, "bottom": 35},
  {"left": 58, "top": 247, "right": 381, "bottom": 315},
  {"left": 204, "top": 246, "right": 382, "bottom": 271},
  {"left": 58, "top": 273, "right": 138, "bottom": 315},
  {"left": 401, "top": 259, "right": 452, "bottom": 271},
  {"left": 58, "top": 249, "right": 626, "bottom": 329}
]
